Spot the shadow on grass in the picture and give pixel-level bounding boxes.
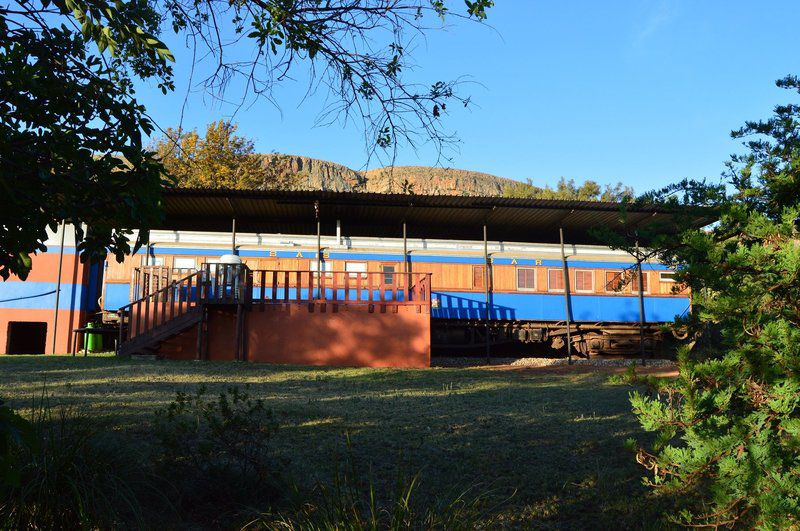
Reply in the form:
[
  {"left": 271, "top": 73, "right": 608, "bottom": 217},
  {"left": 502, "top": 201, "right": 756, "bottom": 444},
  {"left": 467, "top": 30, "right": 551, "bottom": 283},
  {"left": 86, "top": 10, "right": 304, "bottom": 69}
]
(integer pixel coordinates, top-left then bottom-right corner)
[{"left": 0, "top": 355, "right": 671, "bottom": 529}]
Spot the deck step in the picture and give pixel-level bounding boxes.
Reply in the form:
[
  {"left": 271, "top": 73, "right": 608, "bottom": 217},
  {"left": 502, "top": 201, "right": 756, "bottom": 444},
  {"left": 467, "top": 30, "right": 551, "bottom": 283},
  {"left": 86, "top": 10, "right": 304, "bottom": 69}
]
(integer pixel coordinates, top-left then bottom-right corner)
[
  {"left": 119, "top": 307, "right": 203, "bottom": 358},
  {"left": 130, "top": 354, "right": 159, "bottom": 361}
]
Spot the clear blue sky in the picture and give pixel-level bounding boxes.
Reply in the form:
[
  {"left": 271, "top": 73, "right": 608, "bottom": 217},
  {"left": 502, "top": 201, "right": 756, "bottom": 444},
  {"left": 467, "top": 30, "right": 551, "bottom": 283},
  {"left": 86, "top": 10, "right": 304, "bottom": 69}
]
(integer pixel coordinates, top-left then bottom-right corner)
[{"left": 134, "top": 1, "right": 800, "bottom": 193}]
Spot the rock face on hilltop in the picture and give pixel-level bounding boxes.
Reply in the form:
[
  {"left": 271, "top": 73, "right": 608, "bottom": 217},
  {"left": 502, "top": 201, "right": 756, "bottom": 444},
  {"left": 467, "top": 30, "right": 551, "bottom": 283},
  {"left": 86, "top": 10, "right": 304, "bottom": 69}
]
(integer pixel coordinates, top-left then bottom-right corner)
[
  {"left": 257, "top": 154, "right": 513, "bottom": 196},
  {"left": 257, "top": 154, "right": 367, "bottom": 192},
  {"left": 363, "top": 166, "right": 514, "bottom": 196}
]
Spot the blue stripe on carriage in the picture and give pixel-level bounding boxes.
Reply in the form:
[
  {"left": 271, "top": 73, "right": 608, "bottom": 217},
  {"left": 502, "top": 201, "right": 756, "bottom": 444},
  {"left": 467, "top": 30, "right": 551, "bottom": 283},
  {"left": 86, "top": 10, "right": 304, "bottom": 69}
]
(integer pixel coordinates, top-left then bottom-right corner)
[{"left": 431, "top": 291, "right": 690, "bottom": 323}]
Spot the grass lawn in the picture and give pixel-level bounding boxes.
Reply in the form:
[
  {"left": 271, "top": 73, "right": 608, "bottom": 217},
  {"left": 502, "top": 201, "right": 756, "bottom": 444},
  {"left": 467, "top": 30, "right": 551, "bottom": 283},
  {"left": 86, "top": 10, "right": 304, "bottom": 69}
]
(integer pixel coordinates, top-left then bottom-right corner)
[{"left": 0, "top": 354, "right": 675, "bottom": 529}]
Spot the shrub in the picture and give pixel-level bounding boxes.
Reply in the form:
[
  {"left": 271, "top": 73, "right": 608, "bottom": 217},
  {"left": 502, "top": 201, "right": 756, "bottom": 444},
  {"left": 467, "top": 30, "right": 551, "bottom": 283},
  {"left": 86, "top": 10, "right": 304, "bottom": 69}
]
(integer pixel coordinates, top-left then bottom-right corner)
[
  {"left": 250, "top": 437, "right": 503, "bottom": 530},
  {"left": 153, "top": 384, "right": 281, "bottom": 524},
  {"left": 0, "top": 393, "right": 153, "bottom": 529},
  {"left": 0, "top": 398, "right": 37, "bottom": 491}
]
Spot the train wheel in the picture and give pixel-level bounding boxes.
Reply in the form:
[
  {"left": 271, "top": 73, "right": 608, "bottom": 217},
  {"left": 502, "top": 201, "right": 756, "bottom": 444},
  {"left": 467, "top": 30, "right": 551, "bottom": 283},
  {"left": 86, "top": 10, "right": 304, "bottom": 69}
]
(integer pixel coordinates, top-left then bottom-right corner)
[{"left": 572, "top": 339, "right": 590, "bottom": 357}]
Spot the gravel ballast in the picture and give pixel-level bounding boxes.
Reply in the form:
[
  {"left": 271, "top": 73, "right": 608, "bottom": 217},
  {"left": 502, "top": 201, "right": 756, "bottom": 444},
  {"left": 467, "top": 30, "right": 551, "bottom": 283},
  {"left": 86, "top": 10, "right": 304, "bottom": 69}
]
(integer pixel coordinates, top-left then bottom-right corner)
[{"left": 432, "top": 356, "right": 677, "bottom": 368}]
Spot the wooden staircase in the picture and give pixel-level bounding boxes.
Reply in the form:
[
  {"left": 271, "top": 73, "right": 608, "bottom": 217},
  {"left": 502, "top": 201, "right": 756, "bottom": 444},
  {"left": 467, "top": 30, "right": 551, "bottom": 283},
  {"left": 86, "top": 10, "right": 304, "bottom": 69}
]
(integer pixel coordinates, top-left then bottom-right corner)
[{"left": 117, "top": 264, "right": 249, "bottom": 359}]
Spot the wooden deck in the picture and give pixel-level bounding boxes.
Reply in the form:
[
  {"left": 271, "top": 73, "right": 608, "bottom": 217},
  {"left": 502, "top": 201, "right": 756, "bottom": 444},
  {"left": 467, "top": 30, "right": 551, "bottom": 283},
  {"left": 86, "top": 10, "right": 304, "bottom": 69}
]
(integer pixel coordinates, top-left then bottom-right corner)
[{"left": 117, "top": 264, "right": 432, "bottom": 367}]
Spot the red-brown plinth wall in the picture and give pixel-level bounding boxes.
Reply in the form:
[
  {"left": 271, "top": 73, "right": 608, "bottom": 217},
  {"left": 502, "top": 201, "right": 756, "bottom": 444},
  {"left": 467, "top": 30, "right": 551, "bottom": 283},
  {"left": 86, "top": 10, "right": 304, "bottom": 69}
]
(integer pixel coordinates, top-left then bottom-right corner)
[{"left": 158, "top": 303, "right": 431, "bottom": 368}]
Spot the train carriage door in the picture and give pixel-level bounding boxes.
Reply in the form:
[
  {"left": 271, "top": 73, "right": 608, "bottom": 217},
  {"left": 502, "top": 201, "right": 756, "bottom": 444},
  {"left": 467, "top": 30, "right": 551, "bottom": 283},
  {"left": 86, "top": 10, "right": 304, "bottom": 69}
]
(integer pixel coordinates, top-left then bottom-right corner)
[
  {"left": 381, "top": 263, "right": 396, "bottom": 299},
  {"left": 472, "top": 265, "right": 485, "bottom": 290}
]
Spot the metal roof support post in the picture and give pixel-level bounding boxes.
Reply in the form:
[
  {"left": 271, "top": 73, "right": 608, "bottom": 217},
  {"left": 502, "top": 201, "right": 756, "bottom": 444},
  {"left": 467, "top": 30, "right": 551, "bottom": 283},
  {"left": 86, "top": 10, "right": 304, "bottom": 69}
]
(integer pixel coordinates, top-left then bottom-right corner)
[
  {"left": 52, "top": 219, "right": 66, "bottom": 354},
  {"left": 315, "top": 201, "right": 321, "bottom": 297},
  {"left": 403, "top": 221, "right": 408, "bottom": 274},
  {"left": 560, "top": 227, "right": 573, "bottom": 364},
  {"left": 484, "top": 223, "right": 491, "bottom": 364},
  {"left": 231, "top": 217, "right": 237, "bottom": 254},
  {"left": 636, "top": 239, "right": 647, "bottom": 366},
  {"left": 403, "top": 220, "right": 411, "bottom": 301}
]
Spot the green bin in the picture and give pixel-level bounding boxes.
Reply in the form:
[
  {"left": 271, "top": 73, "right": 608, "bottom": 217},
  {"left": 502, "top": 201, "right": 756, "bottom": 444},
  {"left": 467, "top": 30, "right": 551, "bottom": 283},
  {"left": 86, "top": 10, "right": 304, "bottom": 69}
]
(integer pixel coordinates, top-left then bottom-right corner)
[{"left": 86, "top": 322, "right": 103, "bottom": 352}]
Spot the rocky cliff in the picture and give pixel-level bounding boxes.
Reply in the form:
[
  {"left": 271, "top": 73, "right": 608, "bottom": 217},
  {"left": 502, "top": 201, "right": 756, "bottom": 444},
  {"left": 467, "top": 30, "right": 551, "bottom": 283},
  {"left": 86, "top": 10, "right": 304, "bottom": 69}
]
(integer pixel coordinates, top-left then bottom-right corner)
[
  {"left": 257, "top": 154, "right": 366, "bottom": 192},
  {"left": 257, "top": 154, "right": 514, "bottom": 196},
  {"left": 363, "top": 166, "right": 514, "bottom": 196}
]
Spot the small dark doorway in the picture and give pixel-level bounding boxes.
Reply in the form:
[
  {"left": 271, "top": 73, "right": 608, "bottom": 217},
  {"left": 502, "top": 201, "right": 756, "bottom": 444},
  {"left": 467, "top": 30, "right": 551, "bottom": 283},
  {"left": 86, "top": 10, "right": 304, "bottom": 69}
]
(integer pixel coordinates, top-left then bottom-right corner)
[{"left": 7, "top": 322, "right": 47, "bottom": 354}]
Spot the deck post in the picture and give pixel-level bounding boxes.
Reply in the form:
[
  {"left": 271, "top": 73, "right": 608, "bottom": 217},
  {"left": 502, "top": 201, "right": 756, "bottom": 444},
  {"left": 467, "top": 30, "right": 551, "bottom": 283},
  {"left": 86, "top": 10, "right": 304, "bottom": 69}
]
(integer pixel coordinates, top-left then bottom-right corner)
[
  {"left": 195, "top": 306, "right": 204, "bottom": 361},
  {"left": 116, "top": 310, "right": 123, "bottom": 355},
  {"left": 234, "top": 302, "right": 243, "bottom": 362},
  {"left": 636, "top": 239, "right": 647, "bottom": 366},
  {"left": 52, "top": 219, "right": 66, "bottom": 354},
  {"left": 483, "top": 223, "right": 490, "bottom": 364},
  {"left": 241, "top": 304, "right": 249, "bottom": 362},
  {"left": 560, "top": 227, "right": 573, "bottom": 364}
]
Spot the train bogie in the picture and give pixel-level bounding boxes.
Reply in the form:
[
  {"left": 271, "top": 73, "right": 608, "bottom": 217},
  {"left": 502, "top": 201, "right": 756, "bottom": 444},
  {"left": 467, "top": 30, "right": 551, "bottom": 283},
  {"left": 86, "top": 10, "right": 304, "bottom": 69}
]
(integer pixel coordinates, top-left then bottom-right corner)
[{"left": 431, "top": 318, "right": 667, "bottom": 358}]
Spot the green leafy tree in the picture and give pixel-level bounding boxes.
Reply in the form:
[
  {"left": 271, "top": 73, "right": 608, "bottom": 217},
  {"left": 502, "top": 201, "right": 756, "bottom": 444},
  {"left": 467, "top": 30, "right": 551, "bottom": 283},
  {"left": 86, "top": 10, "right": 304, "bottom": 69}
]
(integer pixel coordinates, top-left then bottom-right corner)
[
  {"left": 503, "top": 177, "right": 633, "bottom": 201},
  {"left": 1, "top": 0, "right": 174, "bottom": 279},
  {"left": 617, "top": 76, "right": 800, "bottom": 528},
  {"left": 2, "top": 1, "right": 492, "bottom": 278},
  {"left": 153, "top": 121, "right": 264, "bottom": 189}
]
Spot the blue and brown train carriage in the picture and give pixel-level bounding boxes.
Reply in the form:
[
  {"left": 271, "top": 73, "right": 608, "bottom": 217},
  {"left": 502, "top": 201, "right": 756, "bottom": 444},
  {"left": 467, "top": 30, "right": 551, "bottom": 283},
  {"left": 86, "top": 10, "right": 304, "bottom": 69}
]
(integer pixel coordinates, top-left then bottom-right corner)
[
  {"left": 99, "top": 189, "right": 708, "bottom": 363},
  {"left": 426, "top": 248, "right": 688, "bottom": 356},
  {"left": 0, "top": 188, "right": 709, "bottom": 365}
]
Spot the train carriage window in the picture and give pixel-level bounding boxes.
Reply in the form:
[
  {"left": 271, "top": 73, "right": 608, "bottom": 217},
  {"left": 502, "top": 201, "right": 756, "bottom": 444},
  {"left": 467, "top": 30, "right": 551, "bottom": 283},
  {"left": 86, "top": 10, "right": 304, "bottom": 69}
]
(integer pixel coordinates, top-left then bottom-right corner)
[
  {"left": 547, "top": 269, "right": 564, "bottom": 292},
  {"left": 516, "top": 267, "right": 536, "bottom": 290},
  {"left": 173, "top": 257, "right": 197, "bottom": 272},
  {"left": 309, "top": 260, "right": 333, "bottom": 277},
  {"left": 472, "top": 265, "right": 485, "bottom": 289},
  {"left": 345, "top": 261, "right": 368, "bottom": 279},
  {"left": 604, "top": 271, "right": 626, "bottom": 292},
  {"left": 382, "top": 264, "right": 396, "bottom": 285},
  {"left": 574, "top": 270, "right": 594, "bottom": 293},
  {"left": 659, "top": 271, "right": 677, "bottom": 282},
  {"left": 144, "top": 255, "right": 164, "bottom": 266},
  {"left": 631, "top": 270, "right": 649, "bottom": 293}
]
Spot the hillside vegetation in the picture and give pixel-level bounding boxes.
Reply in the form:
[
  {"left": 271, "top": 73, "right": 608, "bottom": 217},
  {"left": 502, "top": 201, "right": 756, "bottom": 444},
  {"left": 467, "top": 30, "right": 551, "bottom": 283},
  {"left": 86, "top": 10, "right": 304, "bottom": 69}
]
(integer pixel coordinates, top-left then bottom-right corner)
[{"left": 153, "top": 122, "right": 633, "bottom": 200}]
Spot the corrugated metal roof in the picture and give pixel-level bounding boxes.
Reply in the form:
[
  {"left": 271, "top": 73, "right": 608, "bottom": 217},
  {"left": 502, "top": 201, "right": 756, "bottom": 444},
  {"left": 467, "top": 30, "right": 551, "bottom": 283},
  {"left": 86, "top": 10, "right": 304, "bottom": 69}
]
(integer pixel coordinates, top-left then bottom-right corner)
[{"left": 159, "top": 188, "right": 714, "bottom": 244}]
